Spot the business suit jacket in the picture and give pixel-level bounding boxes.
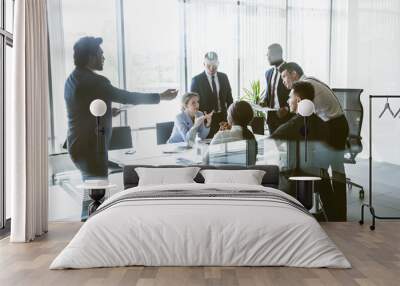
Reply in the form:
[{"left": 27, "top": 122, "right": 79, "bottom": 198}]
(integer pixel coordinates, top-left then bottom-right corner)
[
  {"left": 190, "top": 71, "right": 233, "bottom": 137},
  {"left": 167, "top": 111, "right": 210, "bottom": 143},
  {"left": 262, "top": 66, "right": 291, "bottom": 109},
  {"left": 65, "top": 67, "right": 160, "bottom": 178},
  {"left": 261, "top": 65, "right": 291, "bottom": 133},
  {"left": 190, "top": 71, "right": 233, "bottom": 115}
]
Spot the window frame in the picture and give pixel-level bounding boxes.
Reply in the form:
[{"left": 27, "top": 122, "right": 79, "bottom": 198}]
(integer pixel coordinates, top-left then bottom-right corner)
[{"left": 0, "top": 0, "right": 14, "bottom": 232}]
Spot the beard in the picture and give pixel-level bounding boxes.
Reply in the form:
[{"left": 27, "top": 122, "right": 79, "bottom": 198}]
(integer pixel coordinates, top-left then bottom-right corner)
[{"left": 95, "top": 62, "right": 104, "bottom": 71}]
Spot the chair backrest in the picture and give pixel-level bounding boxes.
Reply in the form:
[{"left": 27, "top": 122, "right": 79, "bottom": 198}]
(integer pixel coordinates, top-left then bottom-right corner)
[
  {"left": 156, "top": 121, "right": 174, "bottom": 145},
  {"left": 332, "top": 88, "right": 364, "bottom": 161},
  {"left": 48, "top": 152, "right": 79, "bottom": 185},
  {"left": 109, "top": 126, "right": 133, "bottom": 150}
]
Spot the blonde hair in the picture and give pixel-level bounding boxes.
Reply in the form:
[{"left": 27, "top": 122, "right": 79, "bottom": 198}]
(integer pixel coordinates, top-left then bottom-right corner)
[{"left": 181, "top": 92, "right": 200, "bottom": 111}]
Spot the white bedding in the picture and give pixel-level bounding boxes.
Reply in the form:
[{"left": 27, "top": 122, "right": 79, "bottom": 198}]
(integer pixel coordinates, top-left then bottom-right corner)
[{"left": 50, "top": 183, "right": 351, "bottom": 269}]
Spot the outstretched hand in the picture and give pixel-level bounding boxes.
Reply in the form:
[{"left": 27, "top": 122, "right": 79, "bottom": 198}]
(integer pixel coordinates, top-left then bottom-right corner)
[
  {"left": 160, "top": 89, "right": 178, "bottom": 101},
  {"left": 193, "top": 115, "right": 205, "bottom": 128}
]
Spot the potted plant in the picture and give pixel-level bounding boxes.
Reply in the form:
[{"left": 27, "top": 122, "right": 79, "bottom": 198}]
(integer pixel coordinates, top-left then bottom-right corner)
[{"left": 241, "top": 80, "right": 265, "bottom": 135}]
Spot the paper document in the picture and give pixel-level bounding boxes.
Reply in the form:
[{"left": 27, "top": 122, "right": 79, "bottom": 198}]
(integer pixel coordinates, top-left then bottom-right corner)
[
  {"left": 249, "top": 102, "right": 278, "bottom": 113},
  {"left": 162, "top": 145, "right": 191, "bottom": 154}
]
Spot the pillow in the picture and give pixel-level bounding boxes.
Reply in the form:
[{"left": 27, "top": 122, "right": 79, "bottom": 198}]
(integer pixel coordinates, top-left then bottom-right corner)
[
  {"left": 200, "top": 169, "right": 266, "bottom": 185},
  {"left": 135, "top": 167, "right": 201, "bottom": 186}
]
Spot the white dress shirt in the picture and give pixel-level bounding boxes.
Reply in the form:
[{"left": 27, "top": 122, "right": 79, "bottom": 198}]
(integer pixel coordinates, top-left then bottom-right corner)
[
  {"left": 291, "top": 75, "right": 343, "bottom": 122},
  {"left": 205, "top": 71, "right": 221, "bottom": 112},
  {"left": 270, "top": 62, "right": 285, "bottom": 109},
  {"left": 210, "top": 125, "right": 244, "bottom": 145}
]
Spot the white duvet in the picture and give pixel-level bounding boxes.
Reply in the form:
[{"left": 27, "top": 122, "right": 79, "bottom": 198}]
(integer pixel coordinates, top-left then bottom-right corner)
[{"left": 50, "top": 183, "right": 350, "bottom": 269}]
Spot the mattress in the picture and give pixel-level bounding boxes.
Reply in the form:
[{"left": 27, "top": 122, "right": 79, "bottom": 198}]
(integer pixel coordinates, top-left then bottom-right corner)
[{"left": 50, "top": 183, "right": 350, "bottom": 269}]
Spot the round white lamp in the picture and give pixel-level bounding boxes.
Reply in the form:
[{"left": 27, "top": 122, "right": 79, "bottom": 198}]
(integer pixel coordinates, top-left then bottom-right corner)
[
  {"left": 298, "top": 99, "right": 315, "bottom": 117},
  {"left": 297, "top": 99, "right": 315, "bottom": 162},
  {"left": 90, "top": 99, "right": 107, "bottom": 153},
  {"left": 90, "top": 99, "right": 107, "bottom": 117}
]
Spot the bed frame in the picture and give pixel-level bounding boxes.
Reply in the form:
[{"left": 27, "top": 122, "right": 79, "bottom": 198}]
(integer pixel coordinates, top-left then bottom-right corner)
[{"left": 123, "top": 165, "right": 280, "bottom": 189}]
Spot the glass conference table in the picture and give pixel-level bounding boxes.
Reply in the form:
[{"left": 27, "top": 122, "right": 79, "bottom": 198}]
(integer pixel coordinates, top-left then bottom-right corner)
[{"left": 108, "top": 135, "right": 290, "bottom": 169}]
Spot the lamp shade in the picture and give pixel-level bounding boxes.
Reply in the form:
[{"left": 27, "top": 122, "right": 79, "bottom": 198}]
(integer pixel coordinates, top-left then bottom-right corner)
[
  {"left": 90, "top": 99, "right": 107, "bottom": 117},
  {"left": 298, "top": 99, "right": 315, "bottom": 117}
]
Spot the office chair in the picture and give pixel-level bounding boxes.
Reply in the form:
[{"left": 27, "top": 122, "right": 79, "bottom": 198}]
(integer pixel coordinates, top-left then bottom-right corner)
[
  {"left": 48, "top": 152, "right": 79, "bottom": 187},
  {"left": 251, "top": 117, "right": 265, "bottom": 135},
  {"left": 332, "top": 88, "right": 365, "bottom": 199},
  {"left": 108, "top": 126, "right": 133, "bottom": 174},
  {"left": 156, "top": 121, "right": 174, "bottom": 145}
]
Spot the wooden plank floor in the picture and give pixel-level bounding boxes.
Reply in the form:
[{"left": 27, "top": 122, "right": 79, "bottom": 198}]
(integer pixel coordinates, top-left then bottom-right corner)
[{"left": 0, "top": 222, "right": 399, "bottom": 286}]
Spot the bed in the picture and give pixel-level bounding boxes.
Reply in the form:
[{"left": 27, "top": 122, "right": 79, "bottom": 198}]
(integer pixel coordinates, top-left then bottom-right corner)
[{"left": 50, "top": 165, "right": 350, "bottom": 269}]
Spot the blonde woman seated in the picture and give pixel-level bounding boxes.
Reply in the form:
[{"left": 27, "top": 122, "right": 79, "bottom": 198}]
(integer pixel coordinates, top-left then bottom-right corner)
[
  {"left": 211, "top": 100, "right": 256, "bottom": 145},
  {"left": 167, "top": 92, "right": 213, "bottom": 144}
]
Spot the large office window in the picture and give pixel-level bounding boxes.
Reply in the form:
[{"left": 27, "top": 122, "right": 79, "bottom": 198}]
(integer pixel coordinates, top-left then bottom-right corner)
[
  {"left": 123, "top": 0, "right": 181, "bottom": 129},
  {"left": 287, "top": 0, "right": 331, "bottom": 83},
  {"left": 46, "top": 0, "right": 400, "bottom": 168},
  {"left": 1, "top": 0, "right": 14, "bottom": 230},
  {"left": 47, "top": 0, "right": 118, "bottom": 153},
  {"left": 48, "top": 0, "right": 338, "bottom": 146},
  {"left": 186, "top": 0, "right": 238, "bottom": 98},
  {"left": 239, "top": 0, "right": 286, "bottom": 95}
]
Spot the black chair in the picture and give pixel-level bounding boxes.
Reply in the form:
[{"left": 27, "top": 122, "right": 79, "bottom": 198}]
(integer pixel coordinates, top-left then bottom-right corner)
[
  {"left": 48, "top": 152, "right": 79, "bottom": 188},
  {"left": 251, "top": 116, "right": 264, "bottom": 135},
  {"left": 332, "top": 88, "right": 365, "bottom": 199},
  {"left": 156, "top": 121, "right": 174, "bottom": 145},
  {"left": 109, "top": 126, "right": 133, "bottom": 151},
  {"left": 108, "top": 126, "right": 133, "bottom": 174}
]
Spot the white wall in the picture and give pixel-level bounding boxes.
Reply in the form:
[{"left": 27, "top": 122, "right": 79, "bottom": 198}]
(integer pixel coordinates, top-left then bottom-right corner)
[{"left": 331, "top": 0, "right": 400, "bottom": 164}]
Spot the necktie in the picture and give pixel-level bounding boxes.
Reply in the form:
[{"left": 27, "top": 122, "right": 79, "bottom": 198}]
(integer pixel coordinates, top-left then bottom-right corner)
[
  {"left": 270, "top": 68, "right": 279, "bottom": 108},
  {"left": 211, "top": 75, "right": 219, "bottom": 112}
]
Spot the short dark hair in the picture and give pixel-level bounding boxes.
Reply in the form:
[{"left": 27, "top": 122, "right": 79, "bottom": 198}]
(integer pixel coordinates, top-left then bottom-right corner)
[
  {"left": 268, "top": 43, "right": 283, "bottom": 54},
  {"left": 73, "top": 36, "right": 103, "bottom": 68},
  {"left": 279, "top": 62, "right": 304, "bottom": 76},
  {"left": 292, "top": 81, "right": 315, "bottom": 101}
]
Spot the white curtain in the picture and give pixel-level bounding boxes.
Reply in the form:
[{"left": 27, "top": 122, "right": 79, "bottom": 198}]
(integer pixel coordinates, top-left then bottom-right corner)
[
  {"left": 9, "top": 0, "right": 49, "bottom": 242},
  {"left": 287, "top": 0, "right": 331, "bottom": 83},
  {"left": 239, "top": 0, "right": 286, "bottom": 95},
  {"left": 185, "top": 0, "right": 238, "bottom": 98}
]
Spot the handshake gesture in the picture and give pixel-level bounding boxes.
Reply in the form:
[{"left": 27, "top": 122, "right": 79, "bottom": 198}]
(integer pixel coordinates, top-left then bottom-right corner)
[
  {"left": 194, "top": 111, "right": 214, "bottom": 128},
  {"left": 219, "top": 121, "right": 231, "bottom": 131}
]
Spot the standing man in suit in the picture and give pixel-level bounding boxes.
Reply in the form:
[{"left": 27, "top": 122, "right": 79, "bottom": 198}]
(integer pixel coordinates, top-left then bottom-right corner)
[
  {"left": 65, "top": 36, "right": 177, "bottom": 219},
  {"left": 190, "top": 52, "right": 233, "bottom": 138},
  {"left": 261, "top": 43, "right": 291, "bottom": 134}
]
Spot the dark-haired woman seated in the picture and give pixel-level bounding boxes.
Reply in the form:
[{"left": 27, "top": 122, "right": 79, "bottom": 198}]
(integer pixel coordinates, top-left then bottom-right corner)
[
  {"left": 210, "top": 101, "right": 257, "bottom": 165},
  {"left": 211, "top": 100, "right": 256, "bottom": 144}
]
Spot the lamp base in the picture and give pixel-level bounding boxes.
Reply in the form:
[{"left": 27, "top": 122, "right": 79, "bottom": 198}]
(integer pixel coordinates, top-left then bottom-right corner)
[{"left": 88, "top": 189, "right": 106, "bottom": 215}]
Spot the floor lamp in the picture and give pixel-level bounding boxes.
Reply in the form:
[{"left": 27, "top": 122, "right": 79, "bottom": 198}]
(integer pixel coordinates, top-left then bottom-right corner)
[
  {"left": 89, "top": 99, "right": 107, "bottom": 153},
  {"left": 85, "top": 99, "right": 108, "bottom": 215},
  {"left": 297, "top": 99, "right": 315, "bottom": 162}
]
